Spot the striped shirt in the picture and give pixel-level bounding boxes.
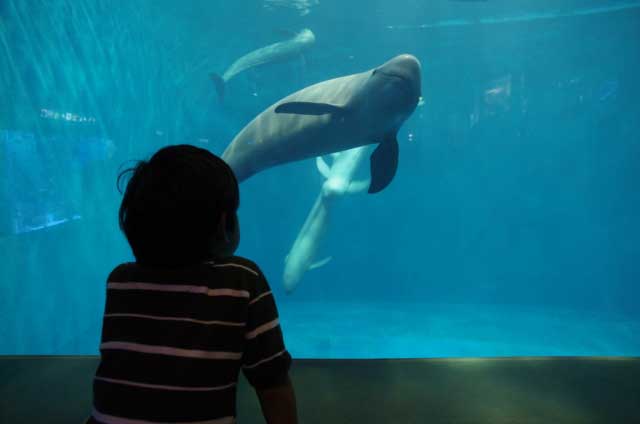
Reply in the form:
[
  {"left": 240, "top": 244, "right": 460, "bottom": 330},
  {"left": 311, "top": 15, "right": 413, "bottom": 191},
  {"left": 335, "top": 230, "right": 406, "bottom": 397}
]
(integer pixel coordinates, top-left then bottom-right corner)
[{"left": 87, "top": 257, "right": 291, "bottom": 424}]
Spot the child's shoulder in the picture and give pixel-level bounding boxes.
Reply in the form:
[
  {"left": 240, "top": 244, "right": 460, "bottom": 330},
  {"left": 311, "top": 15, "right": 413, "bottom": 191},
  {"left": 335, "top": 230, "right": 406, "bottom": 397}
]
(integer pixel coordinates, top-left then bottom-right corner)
[
  {"left": 105, "top": 258, "right": 267, "bottom": 285},
  {"left": 107, "top": 262, "right": 136, "bottom": 281}
]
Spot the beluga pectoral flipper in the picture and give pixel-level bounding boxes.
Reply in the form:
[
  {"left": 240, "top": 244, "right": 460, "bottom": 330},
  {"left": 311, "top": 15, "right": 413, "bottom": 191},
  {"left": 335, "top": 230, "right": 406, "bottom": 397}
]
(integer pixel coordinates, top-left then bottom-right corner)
[
  {"left": 368, "top": 133, "right": 399, "bottom": 193},
  {"left": 222, "top": 54, "right": 422, "bottom": 193}
]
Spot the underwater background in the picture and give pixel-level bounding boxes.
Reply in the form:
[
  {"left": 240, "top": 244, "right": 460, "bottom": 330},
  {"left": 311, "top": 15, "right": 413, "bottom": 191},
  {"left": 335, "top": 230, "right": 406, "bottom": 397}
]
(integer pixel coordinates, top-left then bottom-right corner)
[{"left": 1, "top": 0, "right": 639, "bottom": 358}]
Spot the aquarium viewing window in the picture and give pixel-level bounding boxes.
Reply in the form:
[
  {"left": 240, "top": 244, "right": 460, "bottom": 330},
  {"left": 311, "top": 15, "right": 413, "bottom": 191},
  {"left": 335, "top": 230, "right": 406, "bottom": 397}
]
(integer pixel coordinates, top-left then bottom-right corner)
[{"left": 1, "top": 0, "right": 638, "bottom": 361}]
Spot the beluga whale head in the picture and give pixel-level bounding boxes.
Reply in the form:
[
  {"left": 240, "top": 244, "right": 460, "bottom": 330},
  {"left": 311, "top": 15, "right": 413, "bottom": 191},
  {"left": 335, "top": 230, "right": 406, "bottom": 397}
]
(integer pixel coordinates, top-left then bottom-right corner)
[
  {"left": 360, "top": 54, "right": 422, "bottom": 134},
  {"left": 295, "top": 28, "right": 316, "bottom": 45},
  {"left": 374, "top": 54, "right": 422, "bottom": 99}
]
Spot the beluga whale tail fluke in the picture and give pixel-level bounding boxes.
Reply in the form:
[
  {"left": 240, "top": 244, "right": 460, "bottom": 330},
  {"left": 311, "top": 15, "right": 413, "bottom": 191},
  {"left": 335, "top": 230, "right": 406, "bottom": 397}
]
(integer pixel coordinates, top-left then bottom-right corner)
[
  {"left": 222, "top": 54, "right": 422, "bottom": 193},
  {"left": 210, "top": 28, "right": 316, "bottom": 102}
]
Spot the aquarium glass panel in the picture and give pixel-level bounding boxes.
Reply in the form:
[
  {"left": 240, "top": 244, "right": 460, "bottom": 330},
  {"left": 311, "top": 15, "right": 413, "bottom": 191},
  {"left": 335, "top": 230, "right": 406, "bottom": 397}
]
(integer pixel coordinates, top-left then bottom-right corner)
[{"left": 1, "top": 0, "right": 639, "bottom": 357}]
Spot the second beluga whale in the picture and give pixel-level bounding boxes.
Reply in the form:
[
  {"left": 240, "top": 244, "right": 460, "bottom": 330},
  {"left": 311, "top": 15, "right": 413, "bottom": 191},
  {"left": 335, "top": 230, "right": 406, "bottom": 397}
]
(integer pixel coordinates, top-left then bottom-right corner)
[
  {"left": 222, "top": 54, "right": 422, "bottom": 193},
  {"left": 210, "top": 29, "right": 316, "bottom": 102},
  {"left": 283, "top": 145, "right": 373, "bottom": 293}
]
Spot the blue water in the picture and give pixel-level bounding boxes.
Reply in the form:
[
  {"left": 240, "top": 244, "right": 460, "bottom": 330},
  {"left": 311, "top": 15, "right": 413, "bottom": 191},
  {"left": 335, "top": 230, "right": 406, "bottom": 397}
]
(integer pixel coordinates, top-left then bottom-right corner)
[{"left": 1, "top": 0, "right": 639, "bottom": 357}]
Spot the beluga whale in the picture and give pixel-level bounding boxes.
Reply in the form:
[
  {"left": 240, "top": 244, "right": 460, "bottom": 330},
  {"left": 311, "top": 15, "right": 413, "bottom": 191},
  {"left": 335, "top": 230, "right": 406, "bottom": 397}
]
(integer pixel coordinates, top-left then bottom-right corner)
[
  {"left": 210, "top": 29, "right": 316, "bottom": 102},
  {"left": 283, "top": 145, "right": 372, "bottom": 293},
  {"left": 221, "top": 54, "right": 422, "bottom": 193}
]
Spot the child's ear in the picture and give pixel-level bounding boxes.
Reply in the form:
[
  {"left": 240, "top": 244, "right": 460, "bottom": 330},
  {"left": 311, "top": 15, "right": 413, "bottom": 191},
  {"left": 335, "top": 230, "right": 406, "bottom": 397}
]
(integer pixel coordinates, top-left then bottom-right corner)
[
  {"left": 218, "top": 212, "right": 230, "bottom": 242},
  {"left": 218, "top": 212, "right": 239, "bottom": 242},
  {"left": 225, "top": 211, "right": 237, "bottom": 233},
  {"left": 214, "top": 211, "right": 240, "bottom": 257}
]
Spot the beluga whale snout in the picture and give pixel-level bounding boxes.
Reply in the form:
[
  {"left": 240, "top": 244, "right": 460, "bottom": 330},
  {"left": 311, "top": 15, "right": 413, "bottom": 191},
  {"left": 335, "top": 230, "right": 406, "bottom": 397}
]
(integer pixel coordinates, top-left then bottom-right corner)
[
  {"left": 222, "top": 54, "right": 423, "bottom": 193},
  {"left": 373, "top": 54, "right": 422, "bottom": 101}
]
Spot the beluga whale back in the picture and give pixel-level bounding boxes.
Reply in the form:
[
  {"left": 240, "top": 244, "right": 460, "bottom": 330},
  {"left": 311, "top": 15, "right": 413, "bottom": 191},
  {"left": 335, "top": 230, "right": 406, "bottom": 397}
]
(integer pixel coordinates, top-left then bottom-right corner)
[{"left": 222, "top": 54, "right": 422, "bottom": 193}]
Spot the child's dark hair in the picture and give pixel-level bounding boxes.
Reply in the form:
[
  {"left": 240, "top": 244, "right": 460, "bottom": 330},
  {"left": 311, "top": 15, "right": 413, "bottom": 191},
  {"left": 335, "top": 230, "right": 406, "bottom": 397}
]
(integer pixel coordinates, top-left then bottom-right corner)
[{"left": 117, "top": 144, "right": 239, "bottom": 267}]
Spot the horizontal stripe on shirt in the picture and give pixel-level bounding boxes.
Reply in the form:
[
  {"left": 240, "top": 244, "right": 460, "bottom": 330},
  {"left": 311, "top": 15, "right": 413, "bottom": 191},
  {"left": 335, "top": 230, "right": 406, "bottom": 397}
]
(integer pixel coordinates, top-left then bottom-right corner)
[
  {"left": 249, "top": 290, "right": 272, "bottom": 305},
  {"left": 94, "top": 376, "right": 236, "bottom": 392},
  {"left": 108, "top": 282, "right": 250, "bottom": 299},
  {"left": 207, "top": 262, "right": 259, "bottom": 276},
  {"left": 105, "top": 290, "right": 247, "bottom": 324},
  {"left": 244, "top": 349, "right": 287, "bottom": 370},
  {"left": 95, "top": 350, "right": 240, "bottom": 387},
  {"left": 245, "top": 318, "right": 280, "bottom": 340},
  {"left": 101, "top": 316, "right": 245, "bottom": 353},
  {"left": 104, "top": 313, "right": 245, "bottom": 327},
  {"left": 92, "top": 408, "right": 235, "bottom": 424},
  {"left": 101, "top": 341, "right": 243, "bottom": 360}
]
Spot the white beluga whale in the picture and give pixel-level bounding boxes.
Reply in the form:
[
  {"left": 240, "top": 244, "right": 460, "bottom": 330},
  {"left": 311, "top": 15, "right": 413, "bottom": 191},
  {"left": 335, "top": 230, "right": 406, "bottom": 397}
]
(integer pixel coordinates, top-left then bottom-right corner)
[
  {"left": 222, "top": 54, "right": 422, "bottom": 193},
  {"left": 283, "top": 145, "right": 372, "bottom": 293},
  {"left": 210, "top": 29, "right": 316, "bottom": 101}
]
